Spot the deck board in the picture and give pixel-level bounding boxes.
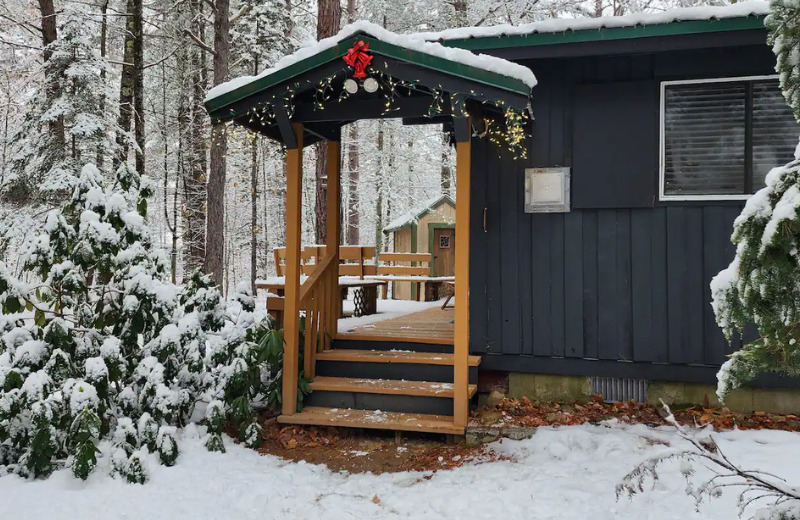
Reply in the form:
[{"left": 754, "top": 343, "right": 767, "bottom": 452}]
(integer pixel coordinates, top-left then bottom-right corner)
[
  {"left": 338, "top": 305, "right": 455, "bottom": 343},
  {"left": 311, "top": 376, "right": 478, "bottom": 398},
  {"left": 316, "top": 349, "right": 481, "bottom": 366},
  {"left": 278, "top": 406, "right": 464, "bottom": 434}
]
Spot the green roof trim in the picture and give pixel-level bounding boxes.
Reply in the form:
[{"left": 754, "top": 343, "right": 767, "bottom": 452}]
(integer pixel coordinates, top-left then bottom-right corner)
[
  {"left": 205, "top": 41, "right": 352, "bottom": 116},
  {"left": 436, "top": 15, "right": 766, "bottom": 51},
  {"left": 206, "top": 33, "right": 533, "bottom": 119},
  {"left": 364, "top": 37, "right": 532, "bottom": 96}
]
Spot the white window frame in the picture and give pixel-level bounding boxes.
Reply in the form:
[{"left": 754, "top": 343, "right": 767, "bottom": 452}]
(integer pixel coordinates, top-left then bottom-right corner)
[{"left": 659, "top": 74, "right": 781, "bottom": 202}]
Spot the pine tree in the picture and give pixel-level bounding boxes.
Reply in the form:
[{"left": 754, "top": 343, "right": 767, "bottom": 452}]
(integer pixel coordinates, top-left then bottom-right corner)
[
  {"left": 711, "top": 0, "right": 800, "bottom": 402},
  {"left": 5, "top": 14, "right": 126, "bottom": 204}
]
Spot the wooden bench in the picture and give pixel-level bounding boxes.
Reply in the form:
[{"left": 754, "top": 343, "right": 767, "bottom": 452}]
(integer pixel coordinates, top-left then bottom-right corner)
[
  {"left": 274, "top": 245, "right": 379, "bottom": 279},
  {"left": 370, "top": 252, "right": 451, "bottom": 301},
  {"left": 263, "top": 246, "right": 388, "bottom": 326}
]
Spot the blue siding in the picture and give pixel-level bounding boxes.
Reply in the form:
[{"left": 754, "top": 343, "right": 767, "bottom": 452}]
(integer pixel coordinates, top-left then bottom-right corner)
[{"left": 467, "top": 46, "right": 779, "bottom": 384}]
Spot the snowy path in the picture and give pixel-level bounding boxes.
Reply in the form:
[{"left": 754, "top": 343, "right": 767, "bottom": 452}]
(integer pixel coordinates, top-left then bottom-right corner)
[{"left": 2, "top": 422, "right": 797, "bottom": 519}]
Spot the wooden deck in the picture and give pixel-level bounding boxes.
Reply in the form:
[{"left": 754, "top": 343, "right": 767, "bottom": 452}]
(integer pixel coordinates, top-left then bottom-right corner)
[{"left": 337, "top": 305, "right": 455, "bottom": 344}]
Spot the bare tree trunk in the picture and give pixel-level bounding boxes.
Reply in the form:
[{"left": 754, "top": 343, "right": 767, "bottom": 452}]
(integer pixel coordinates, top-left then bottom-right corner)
[
  {"left": 38, "top": 0, "right": 64, "bottom": 150},
  {"left": 250, "top": 127, "right": 259, "bottom": 294},
  {"left": 345, "top": 0, "right": 359, "bottom": 245},
  {"left": 441, "top": 134, "right": 451, "bottom": 196},
  {"left": 314, "top": 0, "right": 341, "bottom": 244},
  {"left": 346, "top": 126, "right": 360, "bottom": 244},
  {"left": 594, "top": 0, "right": 603, "bottom": 17},
  {"left": 165, "top": 58, "right": 183, "bottom": 283},
  {"left": 453, "top": 0, "right": 468, "bottom": 27},
  {"left": 205, "top": 0, "right": 231, "bottom": 288},
  {"left": 97, "top": 0, "right": 109, "bottom": 168},
  {"left": 114, "top": 0, "right": 136, "bottom": 170},
  {"left": 185, "top": 0, "right": 207, "bottom": 273},
  {"left": 375, "top": 121, "right": 384, "bottom": 253},
  {"left": 132, "top": 0, "right": 145, "bottom": 178}
]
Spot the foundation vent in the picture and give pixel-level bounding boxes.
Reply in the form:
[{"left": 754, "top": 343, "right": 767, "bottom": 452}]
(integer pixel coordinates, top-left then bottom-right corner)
[{"left": 590, "top": 377, "right": 647, "bottom": 403}]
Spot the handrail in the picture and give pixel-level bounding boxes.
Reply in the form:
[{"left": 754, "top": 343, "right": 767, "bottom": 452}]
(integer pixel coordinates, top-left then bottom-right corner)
[
  {"left": 299, "top": 253, "right": 337, "bottom": 303},
  {"left": 297, "top": 250, "right": 340, "bottom": 379}
]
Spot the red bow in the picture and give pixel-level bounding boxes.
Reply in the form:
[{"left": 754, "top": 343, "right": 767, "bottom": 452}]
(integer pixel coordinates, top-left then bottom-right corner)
[{"left": 343, "top": 40, "right": 373, "bottom": 79}]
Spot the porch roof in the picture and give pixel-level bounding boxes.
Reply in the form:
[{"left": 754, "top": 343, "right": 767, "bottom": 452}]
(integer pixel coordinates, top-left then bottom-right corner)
[{"left": 204, "top": 21, "right": 536, "bottom": 148}]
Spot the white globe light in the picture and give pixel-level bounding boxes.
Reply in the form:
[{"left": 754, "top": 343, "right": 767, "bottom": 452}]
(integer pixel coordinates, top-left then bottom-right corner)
[
  {"left": 363, "top": 77, "right": 379, "bottom": 93},
  {"left": 344, "top": 78, "right": 359, "bottom": 94}
]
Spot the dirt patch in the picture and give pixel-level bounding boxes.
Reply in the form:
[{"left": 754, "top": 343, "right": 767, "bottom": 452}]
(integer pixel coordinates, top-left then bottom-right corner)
[
  {"left": 246, "top": 415, "right": 510, "bottom": 474},
  {"left": 241, "top": 397, "right": 800, "bottom": 473},
  {"left": 473, "top": 395, "right": 800, "bottom": 432}
]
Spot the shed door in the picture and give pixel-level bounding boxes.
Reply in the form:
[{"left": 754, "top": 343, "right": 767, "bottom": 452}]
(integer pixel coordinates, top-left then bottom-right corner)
[{"left": 433, "top": 228, "right": 455, "bottom": 276}]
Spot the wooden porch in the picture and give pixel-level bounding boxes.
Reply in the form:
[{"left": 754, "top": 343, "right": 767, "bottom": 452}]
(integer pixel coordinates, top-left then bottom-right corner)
[
  {"left": 338, "top": 305, "right": 455, "bottom": 344},
  {"left": 204, "top": 25, "right": 533, "bottom": 435}
]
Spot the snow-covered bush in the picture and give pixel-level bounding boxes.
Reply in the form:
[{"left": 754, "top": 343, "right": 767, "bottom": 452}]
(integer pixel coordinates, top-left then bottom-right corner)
[
  {"left": 711, "top": 0, "right": 800, "bottom": 402},
  {"left": 0, "top": 163, "right": 275, "bottom": 482}
]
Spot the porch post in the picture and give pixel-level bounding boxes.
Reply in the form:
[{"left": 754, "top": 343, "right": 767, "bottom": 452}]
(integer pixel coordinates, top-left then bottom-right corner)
[
  {"left": 453, "top": 116, "right": 471, "bottom": 428},
  {"left": 326, "top": 139, "right": 341, "bottom": 342},
  {"left": 282, "top": 123, "right": 304, "bottom": 416}
]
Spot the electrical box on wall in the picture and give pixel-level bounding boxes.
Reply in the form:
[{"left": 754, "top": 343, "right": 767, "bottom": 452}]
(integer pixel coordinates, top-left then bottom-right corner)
[{"left": 524, "top": 167, "right": 571, "bottom": 213}]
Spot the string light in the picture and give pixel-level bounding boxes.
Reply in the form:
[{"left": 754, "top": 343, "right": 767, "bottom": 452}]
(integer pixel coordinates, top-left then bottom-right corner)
[{"left": 230, "top": 65, "right": 531, "bottom": 159}]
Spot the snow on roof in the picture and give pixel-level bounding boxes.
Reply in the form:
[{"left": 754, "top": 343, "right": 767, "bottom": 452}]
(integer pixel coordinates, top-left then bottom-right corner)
[
  {"left": 384, "top": 194, "right": 455, "bottom": 232},
  {"left": 206, "top": 20, "right": 537, "bottom": 104},
  {"left": 416, "top": 1, "right": 769, "bottom": 42}
]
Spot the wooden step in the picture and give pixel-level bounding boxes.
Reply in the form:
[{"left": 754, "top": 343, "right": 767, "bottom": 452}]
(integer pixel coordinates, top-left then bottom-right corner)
[
  {"left": 310, "top": 376, "right": 478, "bottom": 398},
  {"left": 278, "top": 406, "right": 464, "bottom": 435},
  {"left": 335, "top": 333, "right": 453, "bottom": 346},
  {"left": 316, "top": 349, "right": 481, "bottom": 366}
]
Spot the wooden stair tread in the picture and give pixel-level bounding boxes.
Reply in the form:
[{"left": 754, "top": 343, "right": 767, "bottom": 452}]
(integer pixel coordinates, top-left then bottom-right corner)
[
  {"left": 310, "top": 376, "right": 478, "bottom": 398},
  {"left": 278, "top": 406, "right": 464, "bottom": 434},
  {"left": 316, "top": 349, "right": 481, "bottom": 366},
  {"left": 335, "top": 334, "right": 454, "bottom": 345}
]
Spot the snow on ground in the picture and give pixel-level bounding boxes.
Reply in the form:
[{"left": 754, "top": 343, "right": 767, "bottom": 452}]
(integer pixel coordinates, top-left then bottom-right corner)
[
  {"left": 339, "top": 298, "right": 446, "bottom": 332},
  {"left": 2, "top": 422, "right": 799, "bottom": 519}
]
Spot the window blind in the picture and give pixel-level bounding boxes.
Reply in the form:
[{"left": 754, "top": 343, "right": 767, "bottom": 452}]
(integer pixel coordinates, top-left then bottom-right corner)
[
  {"left": 662, "top": 79, "right": 799, "bottom": 198},
  {"left": 663, "top": 83, "right": 746, "bottom": 196}
]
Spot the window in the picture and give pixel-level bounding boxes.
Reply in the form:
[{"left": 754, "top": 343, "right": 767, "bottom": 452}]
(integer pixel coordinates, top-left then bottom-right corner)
[
  {"left": 660, "top": 76, "right": 799, "bottom": 200},
  {"left": 439, "top": 235, "right": 451, "bottom": 249}
]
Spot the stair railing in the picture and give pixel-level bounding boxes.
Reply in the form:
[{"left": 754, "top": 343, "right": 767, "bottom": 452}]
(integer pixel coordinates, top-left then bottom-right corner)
[{"left": 299, "top": 252, "right": 339, "bottom": 378}]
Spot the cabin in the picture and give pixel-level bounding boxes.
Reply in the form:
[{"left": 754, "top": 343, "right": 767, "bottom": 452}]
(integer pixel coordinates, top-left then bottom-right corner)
[
  {"left": 384, "top": 194, "right": 456, "bottom": 299},
  {"left": 205, "top": 1, "right": 800, "bottom": 436}
]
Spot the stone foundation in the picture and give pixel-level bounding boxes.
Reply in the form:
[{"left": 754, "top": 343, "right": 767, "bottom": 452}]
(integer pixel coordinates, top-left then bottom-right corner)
[
  {"left": 647, "top": 382, "right": 800, "bottom": 415},
  {"left": 508, "top": 373, "right": 592, "bottom": 402},
  {"left": 504, "top": 372, "right": 800, "bottom": 414}
]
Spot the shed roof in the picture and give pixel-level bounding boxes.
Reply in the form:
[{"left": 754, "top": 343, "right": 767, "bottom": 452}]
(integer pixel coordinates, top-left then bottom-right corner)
[
  {"left": 384, "top": 194, "right": 456, "bottom": 233},
  {"left": 417, "top": 1, "right": 768, "bottom": 50}
]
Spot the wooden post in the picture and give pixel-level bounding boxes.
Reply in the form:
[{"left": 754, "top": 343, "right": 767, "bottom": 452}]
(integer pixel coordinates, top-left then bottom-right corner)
[
  {"left": 453, "top": 117, "right": 471, "bottom": 428},
  {"left": 282, "top": 123, "right": 304, "bottom": 417},
  {"left": 326, "top": 140, "right": 341, "bottom": 344}
]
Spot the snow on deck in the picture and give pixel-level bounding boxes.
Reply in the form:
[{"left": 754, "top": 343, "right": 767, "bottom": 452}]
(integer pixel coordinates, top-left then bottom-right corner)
[
  {"left": 417, "top": 1, "right": 769, "bottom": 42},
  {"left": 3, "top": 422, "right": 799, "bottom": 519},
  {"left": 339, "top": 298, "right": 446, "bottom": 333},
  {"left": 206, "top": 20, "right": 537, "bottom": 104}
]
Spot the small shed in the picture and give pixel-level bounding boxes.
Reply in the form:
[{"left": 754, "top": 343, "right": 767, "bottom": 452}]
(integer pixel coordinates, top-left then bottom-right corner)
[{"left": 384, "top": 194, "right": 456, "bottom": 299}]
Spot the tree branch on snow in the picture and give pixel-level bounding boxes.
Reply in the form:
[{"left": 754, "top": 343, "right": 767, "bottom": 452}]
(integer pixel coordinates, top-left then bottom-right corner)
[{"left": 617, "top": 402, "right": 800, "bottom": 519}]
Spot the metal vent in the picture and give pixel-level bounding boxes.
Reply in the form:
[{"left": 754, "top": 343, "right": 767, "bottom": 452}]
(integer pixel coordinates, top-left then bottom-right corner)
[{"left": 590, "top": 377, "right": 647, "bottom": 403}]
